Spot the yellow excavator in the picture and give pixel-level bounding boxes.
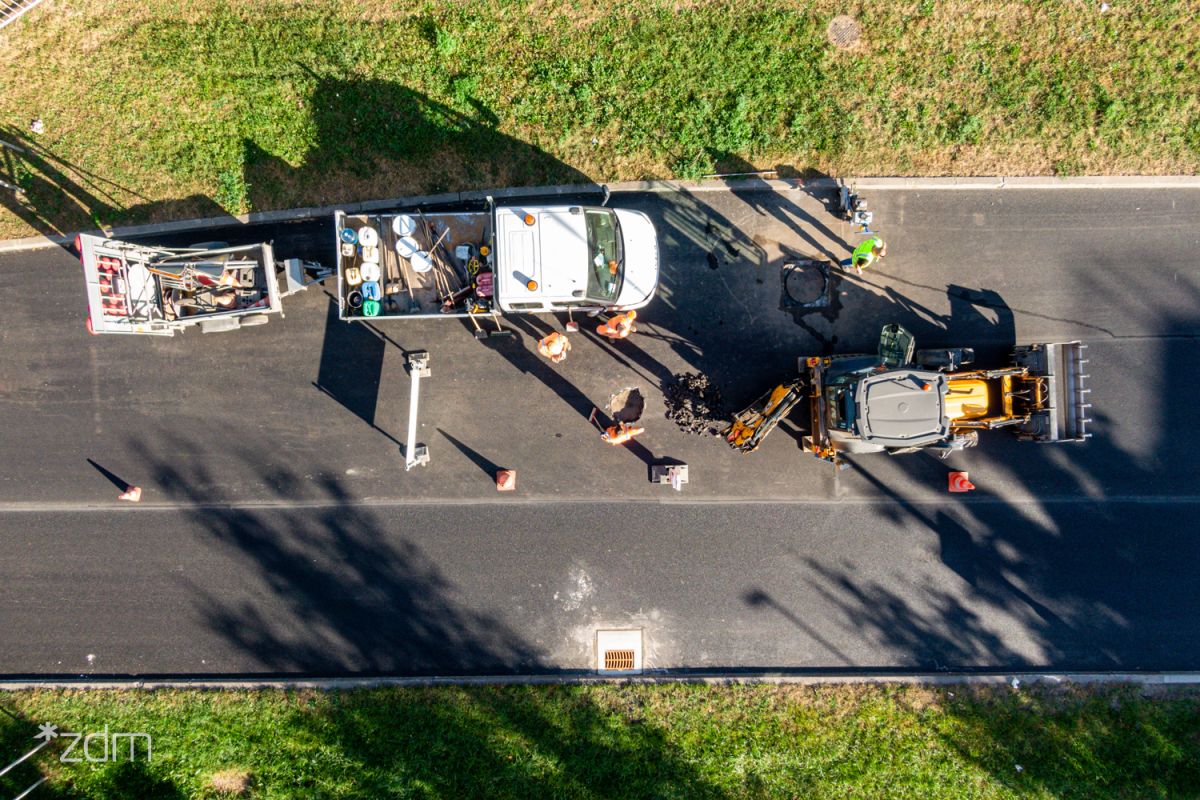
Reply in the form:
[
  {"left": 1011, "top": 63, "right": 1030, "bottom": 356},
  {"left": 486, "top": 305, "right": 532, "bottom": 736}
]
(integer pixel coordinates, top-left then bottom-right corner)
[{"left": 727, "top": 324, "right": 1091, "bottom": 466}]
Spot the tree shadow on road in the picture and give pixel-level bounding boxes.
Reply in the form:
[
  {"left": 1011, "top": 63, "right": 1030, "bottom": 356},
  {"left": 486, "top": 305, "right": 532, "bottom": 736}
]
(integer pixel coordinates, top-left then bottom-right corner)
[{"left": 104, "top": 432, "right": 734, "bottom": 798}]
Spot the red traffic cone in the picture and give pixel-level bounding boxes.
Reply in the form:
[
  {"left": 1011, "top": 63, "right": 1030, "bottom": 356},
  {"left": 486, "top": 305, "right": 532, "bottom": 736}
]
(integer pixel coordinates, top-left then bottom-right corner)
[
  {"left": 495, "top": 470, "right": 516, "bottom": 492},
  {"left": 118, "top": 486, "right": 142, "bottom": 502},
  {"left": 948, "top": 472, "right": 975, "bottom": 493}
]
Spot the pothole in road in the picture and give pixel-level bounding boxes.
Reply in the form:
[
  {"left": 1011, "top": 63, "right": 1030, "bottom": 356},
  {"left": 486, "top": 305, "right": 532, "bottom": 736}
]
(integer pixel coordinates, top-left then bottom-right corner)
[{"left": 608, "top": 387, "right": 645, "bottom": 424}]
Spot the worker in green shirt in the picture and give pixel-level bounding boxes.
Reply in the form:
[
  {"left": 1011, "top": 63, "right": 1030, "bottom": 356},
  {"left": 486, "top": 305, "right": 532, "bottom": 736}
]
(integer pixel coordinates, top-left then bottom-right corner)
[{"left": 849, "top": 236, "right": 887, "bottom": 275}]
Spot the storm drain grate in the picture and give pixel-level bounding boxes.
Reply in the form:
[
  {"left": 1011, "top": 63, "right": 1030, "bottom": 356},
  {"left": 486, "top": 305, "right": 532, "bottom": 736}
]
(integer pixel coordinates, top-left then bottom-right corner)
[
  {"left": 604, "top": 650, "right": 636, "bottom": 671},
  {"left": 826, "top": 15, "right": 862, "bottom": 49},
  {"left": 596, "top": 629, "right": 644, "bottom": 673}
]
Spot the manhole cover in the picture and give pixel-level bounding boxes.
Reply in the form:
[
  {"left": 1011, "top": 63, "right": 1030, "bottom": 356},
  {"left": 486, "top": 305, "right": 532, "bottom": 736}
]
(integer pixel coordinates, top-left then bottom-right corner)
[
  {"left": 781, "top": 260, "right": 831, "bottom": 310},
  {"left": 827, "top": 14, "right": 861, "bottom": 49}
]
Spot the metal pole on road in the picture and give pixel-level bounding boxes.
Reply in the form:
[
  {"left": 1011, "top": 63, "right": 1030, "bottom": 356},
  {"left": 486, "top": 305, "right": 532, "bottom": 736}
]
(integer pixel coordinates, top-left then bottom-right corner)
[{"left": 405, "top": 351, "right": 430, "bottom": 470}]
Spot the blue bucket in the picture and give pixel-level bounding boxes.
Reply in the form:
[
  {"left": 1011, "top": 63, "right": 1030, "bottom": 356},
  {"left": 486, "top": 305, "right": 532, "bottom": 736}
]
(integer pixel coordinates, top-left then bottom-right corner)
[{"left": 339, "top": 227, "right": 358, "bottom": 244}]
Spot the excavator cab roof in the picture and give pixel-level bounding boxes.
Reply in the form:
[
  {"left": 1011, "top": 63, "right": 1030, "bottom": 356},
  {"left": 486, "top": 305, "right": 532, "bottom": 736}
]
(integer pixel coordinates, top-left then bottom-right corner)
[{"left": 857, "top": 370, "right": 949, "bottom": 446}]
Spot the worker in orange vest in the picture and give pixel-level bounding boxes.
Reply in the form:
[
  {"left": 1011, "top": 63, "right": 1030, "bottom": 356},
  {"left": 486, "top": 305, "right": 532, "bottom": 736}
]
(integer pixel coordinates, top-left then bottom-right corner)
[
  {"left": 602, "top": 421, "right": 644, "bottom": 445},
  {"left": 596, "top": 310, "right": 637, "bottom": 339},
  {"left": 537, "top": 331, "right": 571, "bottom": 363}
]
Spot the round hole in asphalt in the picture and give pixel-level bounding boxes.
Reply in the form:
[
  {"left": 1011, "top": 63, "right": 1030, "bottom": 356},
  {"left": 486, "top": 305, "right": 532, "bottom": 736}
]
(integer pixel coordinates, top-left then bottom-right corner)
[{"left": 784, "top": 262, "right": 828, "bottom": 306}]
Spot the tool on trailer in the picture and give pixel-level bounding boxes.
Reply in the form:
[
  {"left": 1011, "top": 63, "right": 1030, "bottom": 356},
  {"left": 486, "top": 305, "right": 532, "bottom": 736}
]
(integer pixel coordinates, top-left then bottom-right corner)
[
  {"left": 395, "top": 242, "right": 420, "bottom": 313},
  {"left": 440, "top": 286, "right": 473, "bottom": 312},
  {"left": 419, "top": 209, "right": 462, "bottom": 293},
  {"left": 428, "top": 227, "right": 455, "bottom": 300}
]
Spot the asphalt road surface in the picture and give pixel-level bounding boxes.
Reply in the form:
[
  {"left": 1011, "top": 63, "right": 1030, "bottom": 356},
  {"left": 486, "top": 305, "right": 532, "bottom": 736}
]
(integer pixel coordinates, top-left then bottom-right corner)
[{"left": 1, "top": 184, "right": 1198, "bottom": 676}]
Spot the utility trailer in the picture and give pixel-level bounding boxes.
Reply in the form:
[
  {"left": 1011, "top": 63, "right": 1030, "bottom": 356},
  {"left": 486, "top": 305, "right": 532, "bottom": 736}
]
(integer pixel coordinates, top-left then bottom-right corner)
[
  {"left": 78, "top": 234, "right": 329, "bottom": 336},
  {"left": 334, "top": 199, "right": 659, "bottom": 332},
  {"left": 726, "top": 324, "right": 1092, "bottom": 466}
]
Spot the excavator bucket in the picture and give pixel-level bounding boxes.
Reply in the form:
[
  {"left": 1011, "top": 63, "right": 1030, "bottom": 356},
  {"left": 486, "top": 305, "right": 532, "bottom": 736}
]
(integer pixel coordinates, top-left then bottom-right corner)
[
  {"left": 1011, "top": 341, "right": 1092, "bottom": 442},
  {"left": 724, "top": 379, "right": 807, "bottom": 453}
]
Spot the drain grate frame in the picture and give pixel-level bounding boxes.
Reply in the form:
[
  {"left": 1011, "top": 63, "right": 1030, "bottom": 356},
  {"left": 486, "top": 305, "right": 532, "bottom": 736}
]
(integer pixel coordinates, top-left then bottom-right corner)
[
  {"left": 596, "top": 629, "right": 644, "bottom": 674},
  {"left": 780, "top": 260, "right": 832, "bottom": 311}
]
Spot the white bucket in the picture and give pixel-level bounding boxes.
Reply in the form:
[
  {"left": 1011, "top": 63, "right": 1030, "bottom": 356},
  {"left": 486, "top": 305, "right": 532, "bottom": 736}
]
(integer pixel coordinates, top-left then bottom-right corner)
[
  {"left": 410, "top": 251, "right": 432, "bottom": 273},
  {"left": 393, "top": 215, "right": 417, "bottom": 237},
  {"left": 357, "top": 226, "right": 379, "bottom": 248},
  {"left": 395, "top": 236, "right": 419, "bottom": 259}
]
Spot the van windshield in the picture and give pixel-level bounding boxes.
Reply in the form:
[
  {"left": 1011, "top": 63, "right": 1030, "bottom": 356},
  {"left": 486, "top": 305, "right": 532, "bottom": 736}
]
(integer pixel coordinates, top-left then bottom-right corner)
[{"left": 585, "top": 209, "right": 622, "bottom": 303}]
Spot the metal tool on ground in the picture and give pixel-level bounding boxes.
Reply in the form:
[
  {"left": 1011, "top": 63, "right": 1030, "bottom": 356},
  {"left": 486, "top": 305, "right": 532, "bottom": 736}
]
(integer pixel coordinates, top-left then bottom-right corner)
[
  {"left": 651, "top": 463, "right": 689, "bottom": 491},
  {"left": 835, "top": 179, "right": 874, "bottom": 234},
  {"left": 466, "top": 309, "right": 512, "bottom": 339},
  {"left": 404, "top": 351, "right": 431, "bottom": 470}
]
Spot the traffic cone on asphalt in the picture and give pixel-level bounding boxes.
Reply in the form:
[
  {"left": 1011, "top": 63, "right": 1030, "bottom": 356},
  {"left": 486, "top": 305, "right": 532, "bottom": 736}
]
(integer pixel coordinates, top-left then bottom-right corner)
[
  {"left": 496, "top": 470, "right": 516, "bottom": 492},
  {"left": 948, "top": 472, "right": 975, "bottom": 493},
  {"left": 118, "top": 485, "right": 142, "bottom": 502}
]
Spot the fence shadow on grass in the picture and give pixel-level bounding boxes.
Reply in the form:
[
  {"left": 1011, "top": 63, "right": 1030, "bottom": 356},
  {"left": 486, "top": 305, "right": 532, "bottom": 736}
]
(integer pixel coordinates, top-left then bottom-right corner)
[
  {"left": 241, "top": 68, "right": 590, "bottom": 214},
  {"left": 0, "top": 124, "right": 230, "bottom": 242}
]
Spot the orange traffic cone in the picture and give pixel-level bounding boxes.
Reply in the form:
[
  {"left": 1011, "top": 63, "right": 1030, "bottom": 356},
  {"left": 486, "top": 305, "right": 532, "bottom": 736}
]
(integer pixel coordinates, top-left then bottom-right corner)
[
  {"left": 118, "top": 486, "right": 142, "bottom": 502},
  {"left": 496, "top": 470, "right": 516, "bottom": 492},
  {"left": 948, "top": 472, "right": 975, "bottom": 493}
]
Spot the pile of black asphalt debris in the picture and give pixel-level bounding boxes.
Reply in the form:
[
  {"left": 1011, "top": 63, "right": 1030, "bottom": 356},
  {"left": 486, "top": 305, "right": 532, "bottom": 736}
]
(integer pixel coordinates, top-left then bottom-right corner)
[{"left": 662, "top": 372, "right": 727, "bottom": 436}]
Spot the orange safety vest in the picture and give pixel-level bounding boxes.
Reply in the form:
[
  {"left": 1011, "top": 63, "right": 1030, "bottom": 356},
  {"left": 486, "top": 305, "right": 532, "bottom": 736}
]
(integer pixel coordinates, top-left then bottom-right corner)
[
  {"left": 596, "top": 312, "right": 636, "bottom": 340},
  {"left": 603, "top": 422, "right": 644, "bottom": 445},
  {"left": 537, "top": 332, "right": 571, "bottom": 362}
]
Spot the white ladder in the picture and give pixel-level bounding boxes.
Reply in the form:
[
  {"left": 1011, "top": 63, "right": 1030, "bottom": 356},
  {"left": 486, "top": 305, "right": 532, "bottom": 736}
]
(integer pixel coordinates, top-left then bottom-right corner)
[{"left": 0, "top": 0, "right": 47, "bottom": 30}]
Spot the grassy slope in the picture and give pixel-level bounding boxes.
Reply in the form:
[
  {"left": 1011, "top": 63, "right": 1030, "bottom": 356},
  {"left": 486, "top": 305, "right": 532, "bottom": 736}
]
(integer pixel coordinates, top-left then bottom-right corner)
[
  {"left": 0, "top": 0, "right": 1197, "bottom": 238},
  {"left": 0, "top": 684, "right": 1197, "bottom": 799}
]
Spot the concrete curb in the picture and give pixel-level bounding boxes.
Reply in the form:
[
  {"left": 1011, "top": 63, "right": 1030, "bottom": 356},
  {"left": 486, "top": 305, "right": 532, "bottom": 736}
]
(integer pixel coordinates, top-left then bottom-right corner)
[
  {"left": 846, "top": 175, "right": 1200, "bottom": 190},
  {"left": 3, "top": 175, "right": 1197, "bottom": 255},
  {"left": 1, "top": 671, "right": 1199, "bottom": 691}
]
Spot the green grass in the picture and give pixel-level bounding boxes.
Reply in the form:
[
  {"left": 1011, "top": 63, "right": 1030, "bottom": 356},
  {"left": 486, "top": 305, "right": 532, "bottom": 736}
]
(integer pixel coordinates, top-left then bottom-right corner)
[
  {"left": 0, "top": 0, "right": 1198, "bottom": 239},
  {"left": 0, "top": 683, "right": 1197, "bottom": 798}
]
